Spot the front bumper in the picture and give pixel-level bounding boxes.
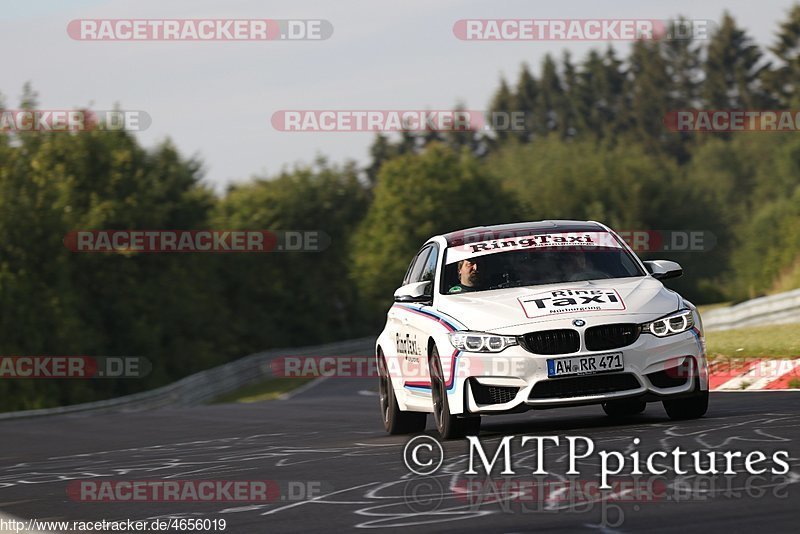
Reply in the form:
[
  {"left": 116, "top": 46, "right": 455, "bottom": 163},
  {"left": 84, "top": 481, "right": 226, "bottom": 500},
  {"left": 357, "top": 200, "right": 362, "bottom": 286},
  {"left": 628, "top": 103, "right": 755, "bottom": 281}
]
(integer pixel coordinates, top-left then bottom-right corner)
[{"left": 447, "top": 328, "right": 708, "bottom": 415}]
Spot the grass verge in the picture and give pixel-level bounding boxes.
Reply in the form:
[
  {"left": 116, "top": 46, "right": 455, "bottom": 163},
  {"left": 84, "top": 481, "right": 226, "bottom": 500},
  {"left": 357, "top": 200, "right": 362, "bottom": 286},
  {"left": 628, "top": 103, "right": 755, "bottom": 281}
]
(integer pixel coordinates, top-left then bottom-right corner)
[
  {"left": 212, "top": 376, "right": 317, "bottom": 404},
  {"left": 705, "top": 323, "right": 800, "bottom": 359}
]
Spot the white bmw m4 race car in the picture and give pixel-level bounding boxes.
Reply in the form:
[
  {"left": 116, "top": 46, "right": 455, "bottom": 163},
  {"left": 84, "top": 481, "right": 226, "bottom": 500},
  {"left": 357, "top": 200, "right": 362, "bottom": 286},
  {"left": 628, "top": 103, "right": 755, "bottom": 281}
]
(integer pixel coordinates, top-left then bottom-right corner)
[{"left": 376, "top": 220, "right": 709, "bottom": 438}]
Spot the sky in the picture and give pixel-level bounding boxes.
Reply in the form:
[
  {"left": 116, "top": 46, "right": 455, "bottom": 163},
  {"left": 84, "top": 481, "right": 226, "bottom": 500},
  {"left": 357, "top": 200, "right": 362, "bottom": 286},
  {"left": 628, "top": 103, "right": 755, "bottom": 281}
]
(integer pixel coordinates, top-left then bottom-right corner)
[{"left": 1, "top": 0, "right": 797, "bottom": 190}]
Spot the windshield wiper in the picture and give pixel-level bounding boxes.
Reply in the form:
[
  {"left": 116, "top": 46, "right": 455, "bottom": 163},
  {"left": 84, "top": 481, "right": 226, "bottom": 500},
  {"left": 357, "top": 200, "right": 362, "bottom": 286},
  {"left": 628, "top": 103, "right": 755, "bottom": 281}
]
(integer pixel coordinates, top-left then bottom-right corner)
[{"left": 487, "top": 280, "right": 527, "bottom": 290}]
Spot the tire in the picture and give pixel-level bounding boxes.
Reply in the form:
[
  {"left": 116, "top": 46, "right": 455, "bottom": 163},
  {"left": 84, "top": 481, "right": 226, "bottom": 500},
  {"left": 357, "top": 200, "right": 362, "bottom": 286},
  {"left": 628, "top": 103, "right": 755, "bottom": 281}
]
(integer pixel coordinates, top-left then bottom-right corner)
[
  {"left": 663, "top": 390, "right": 709, "bottom": 420},
  {"left": 428, "top": 345, "right": 481, "bottom": 439},
  {"left": 378, "top": 353, "right": 427, "bottom": 434},
  {"left": 602, "top": 398, "right": 646, "bottom": 417}
]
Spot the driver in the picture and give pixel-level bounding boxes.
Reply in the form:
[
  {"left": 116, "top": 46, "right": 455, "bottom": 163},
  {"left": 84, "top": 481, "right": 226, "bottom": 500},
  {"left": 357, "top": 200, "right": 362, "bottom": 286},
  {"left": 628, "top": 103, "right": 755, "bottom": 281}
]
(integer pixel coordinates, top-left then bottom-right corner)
[
  {"left": 448, "top": 258, "right": 482, "bottom": 294},
  {"left": 559, "top": 251, "right": 590, "bottom": 280}
]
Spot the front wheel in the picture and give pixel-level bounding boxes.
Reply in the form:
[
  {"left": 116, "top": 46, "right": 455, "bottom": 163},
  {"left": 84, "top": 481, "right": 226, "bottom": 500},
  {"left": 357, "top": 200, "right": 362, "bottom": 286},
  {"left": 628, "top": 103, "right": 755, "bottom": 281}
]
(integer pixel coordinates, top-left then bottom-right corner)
[
  {"left": 429, "top": 345, "right": 480, "bottom": 439},
  {"left": 663, "top": 390, "right": 709, "bottom": 420},
  {"left": 378, "top": 353, "right": 427, "bottom": 434}
]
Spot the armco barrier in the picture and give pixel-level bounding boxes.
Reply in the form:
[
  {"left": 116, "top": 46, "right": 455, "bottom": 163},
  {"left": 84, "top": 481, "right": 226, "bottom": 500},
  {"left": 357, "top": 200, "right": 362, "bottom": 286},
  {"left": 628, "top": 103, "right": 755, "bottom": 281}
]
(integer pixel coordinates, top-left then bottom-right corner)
[
  {"left": 0, "top": 337, "right": 375, "bottom": 421},
  {"left": 702, "top": 288, "right": 800, "bottom": 331}
]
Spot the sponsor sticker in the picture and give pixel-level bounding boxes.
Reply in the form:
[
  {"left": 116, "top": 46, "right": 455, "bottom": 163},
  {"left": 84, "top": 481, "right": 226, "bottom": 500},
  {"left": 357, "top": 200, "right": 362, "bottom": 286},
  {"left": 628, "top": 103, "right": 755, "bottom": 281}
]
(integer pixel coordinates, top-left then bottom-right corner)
[{"left": 518, "top": 288, "right": 625, "bottom": 318}]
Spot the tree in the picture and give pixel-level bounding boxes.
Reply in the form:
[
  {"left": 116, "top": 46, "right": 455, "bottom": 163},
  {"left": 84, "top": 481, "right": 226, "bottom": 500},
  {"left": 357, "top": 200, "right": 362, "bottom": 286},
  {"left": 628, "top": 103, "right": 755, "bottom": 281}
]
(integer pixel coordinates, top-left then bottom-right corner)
[
  {"left": 767, "top": 4, "right": 800, "bottom": 106},
  {"left": 571, "top": 49, "right": 625, "bottom": 140},
  {"left": 703, "top": 13, "right": 772, "bottom": 109},
  {"left": 661, "top": 17, "right": 703, "bottom": 109},
  {"left": 560, "top": 51, "right": 580, "bottom": 138},
  {"left": 366, "top": 133, "right": 396, "bottom": 187},
  {"left": 488, "top": 77, "right": 515, "bottom": 144},
  {"left": 627, "top": 40, "right": 672, "bottom": 148},
  {"left": 537, "top": 54, "right": 566, "bottom": 136},
  {"left": 351, "top": 143, "right": 520, "bottom": 316},
  {"left": 513, "top": 64, "right": 538, "bottom": 142},
  {"left": 442, "top": 102, "right": 482, "bottom": 155},
  {"left": 216, "top": 160, "right": 371, "bottom": 347},
  {"left": 0, "top": 121, "right": 223, "bottom": 409}
]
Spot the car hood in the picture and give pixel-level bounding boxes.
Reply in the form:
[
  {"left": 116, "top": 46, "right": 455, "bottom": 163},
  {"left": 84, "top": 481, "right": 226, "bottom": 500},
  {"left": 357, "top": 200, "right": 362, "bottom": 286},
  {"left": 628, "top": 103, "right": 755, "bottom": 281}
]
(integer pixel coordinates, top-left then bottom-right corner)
[{"left": 436, "top": 276, "right": 681, "bottom": 333}]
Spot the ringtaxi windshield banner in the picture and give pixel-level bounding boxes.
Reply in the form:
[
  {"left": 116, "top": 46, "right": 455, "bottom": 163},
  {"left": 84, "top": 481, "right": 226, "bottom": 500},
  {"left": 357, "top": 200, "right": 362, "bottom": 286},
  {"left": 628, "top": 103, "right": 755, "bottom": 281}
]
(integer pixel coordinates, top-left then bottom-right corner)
[{"left": 445, "top": 231, "right": 624, "bottom": 264}]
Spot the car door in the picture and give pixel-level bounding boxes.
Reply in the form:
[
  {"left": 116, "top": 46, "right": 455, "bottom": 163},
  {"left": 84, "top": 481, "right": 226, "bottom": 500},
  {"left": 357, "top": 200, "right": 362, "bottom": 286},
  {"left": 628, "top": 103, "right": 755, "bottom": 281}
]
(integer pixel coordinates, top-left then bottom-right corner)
[
  {"left": 385, "top": 246, "right": 432, "bottom": 384},
  {"left": 395, "top": 243, "right": 439, "bottom": 387}
]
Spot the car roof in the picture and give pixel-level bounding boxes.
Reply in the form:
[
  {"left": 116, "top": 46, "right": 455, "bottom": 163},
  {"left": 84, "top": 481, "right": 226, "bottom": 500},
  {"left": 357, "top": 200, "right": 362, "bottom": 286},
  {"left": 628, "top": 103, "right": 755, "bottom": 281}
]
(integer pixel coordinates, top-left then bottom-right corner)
[{"left": 441, "top": 220, "right": 606, "bottom": 247}]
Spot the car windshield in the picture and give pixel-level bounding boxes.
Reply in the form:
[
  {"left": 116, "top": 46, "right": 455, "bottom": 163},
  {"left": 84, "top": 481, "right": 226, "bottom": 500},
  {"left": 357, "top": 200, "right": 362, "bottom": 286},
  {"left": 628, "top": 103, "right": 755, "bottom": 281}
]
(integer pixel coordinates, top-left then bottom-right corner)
[{"left": 441, "top": 232, "right": 645, "bottom": 294}]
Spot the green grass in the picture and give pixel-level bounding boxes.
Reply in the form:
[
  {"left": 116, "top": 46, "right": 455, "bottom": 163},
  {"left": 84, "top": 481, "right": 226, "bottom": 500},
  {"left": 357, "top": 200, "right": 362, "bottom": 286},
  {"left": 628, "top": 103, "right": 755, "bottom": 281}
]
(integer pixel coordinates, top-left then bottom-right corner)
[
  {"left": 212, "top": 376, "right": 317, "bottom": 404},
  {"left": 788, "top": 378, "right": 800, "bottom": 389},
  {"left": 705, "top": 324, "right": 800, "bottom": 359}
]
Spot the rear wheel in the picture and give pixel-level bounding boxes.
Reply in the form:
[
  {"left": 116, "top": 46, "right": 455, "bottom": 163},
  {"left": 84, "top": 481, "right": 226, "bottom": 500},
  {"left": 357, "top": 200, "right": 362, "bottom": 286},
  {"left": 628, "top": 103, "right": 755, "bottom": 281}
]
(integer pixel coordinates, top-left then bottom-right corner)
[
  {"left": 602, "top": 398, "right": 646, "bottom": 417},
  {"left": 378, "top": 353, "right": 427, "bottom": 434},
  {"left": 663, "top": 390, "right": 709, "bottom": 420},
  {"left": 429, "top": 345, "right": 480, "bottom": 439}
]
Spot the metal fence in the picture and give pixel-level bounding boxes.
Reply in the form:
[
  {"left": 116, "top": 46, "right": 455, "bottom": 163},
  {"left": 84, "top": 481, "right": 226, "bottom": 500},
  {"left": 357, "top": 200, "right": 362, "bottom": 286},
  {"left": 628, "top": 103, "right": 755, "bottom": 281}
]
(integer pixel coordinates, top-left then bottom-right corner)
[{"left": 702, "top": 288, "right": 800, "bottom": 331}]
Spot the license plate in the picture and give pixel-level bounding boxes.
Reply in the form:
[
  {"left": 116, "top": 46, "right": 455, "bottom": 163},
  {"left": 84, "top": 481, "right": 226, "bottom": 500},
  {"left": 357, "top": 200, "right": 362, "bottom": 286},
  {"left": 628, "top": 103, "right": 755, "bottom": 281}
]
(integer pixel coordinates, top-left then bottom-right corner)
[{"left": 547, "top": 352, "right": 624, "bottom": 378}]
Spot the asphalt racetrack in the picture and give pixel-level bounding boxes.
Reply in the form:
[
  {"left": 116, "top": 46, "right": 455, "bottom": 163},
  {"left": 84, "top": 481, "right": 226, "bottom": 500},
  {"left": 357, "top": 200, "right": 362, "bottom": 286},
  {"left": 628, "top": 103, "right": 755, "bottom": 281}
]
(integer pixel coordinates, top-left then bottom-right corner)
[{"left": 2, "top": 339, "right": 799, "bottom": 533}]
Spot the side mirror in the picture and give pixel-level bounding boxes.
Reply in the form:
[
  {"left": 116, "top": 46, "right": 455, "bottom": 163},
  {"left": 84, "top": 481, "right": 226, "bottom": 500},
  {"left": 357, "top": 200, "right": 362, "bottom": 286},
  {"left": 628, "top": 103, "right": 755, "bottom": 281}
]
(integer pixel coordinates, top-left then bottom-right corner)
[
  {"left": 644, "top": 260, "right": 683, "bottom": 280},
  {"left": 394, "top": 281, "right": 432, "bottom": 303}
]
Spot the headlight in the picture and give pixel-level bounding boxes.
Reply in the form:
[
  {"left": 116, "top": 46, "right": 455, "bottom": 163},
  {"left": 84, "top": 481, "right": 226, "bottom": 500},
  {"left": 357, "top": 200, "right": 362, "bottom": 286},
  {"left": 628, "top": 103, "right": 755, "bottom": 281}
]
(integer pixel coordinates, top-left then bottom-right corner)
[
  {"left": 642, "top": 310, "right": 695, "bottom": 337},
  {"left": 449, "top": 331, "right": 518, "bottom": 353}
]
